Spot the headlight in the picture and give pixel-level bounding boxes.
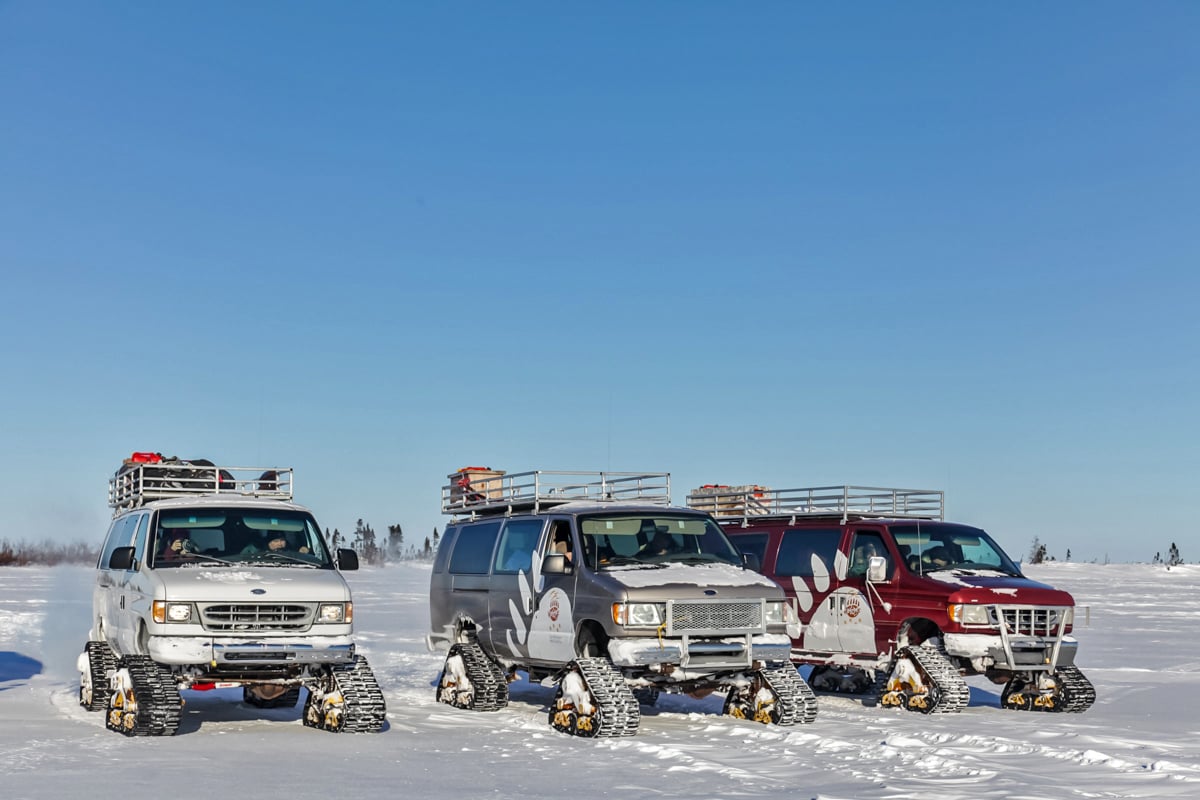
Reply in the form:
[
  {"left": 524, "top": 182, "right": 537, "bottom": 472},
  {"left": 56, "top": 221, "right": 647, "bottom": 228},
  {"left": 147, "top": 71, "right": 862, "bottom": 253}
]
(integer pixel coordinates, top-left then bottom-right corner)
[
  {"left": 611, "top": 602, "right": 664, "bottom": 628},
  {"left": 948, "top": 603, "right": 991, "bottom": 625},
  {"left": 317, "top": 603, "right": 351, "bottom": 623},
  {"left": 152, "top": 601, "right": 193, "bottom": 623},
  {"left": 765, "top": 601, "right": 788, "bottom": 625}
]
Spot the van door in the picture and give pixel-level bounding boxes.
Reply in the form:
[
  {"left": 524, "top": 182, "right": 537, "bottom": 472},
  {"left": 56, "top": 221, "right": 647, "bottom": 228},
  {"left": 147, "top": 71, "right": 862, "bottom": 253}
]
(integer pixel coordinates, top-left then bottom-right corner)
[
  {"left": 835, "top": 528, "right": 898, "bottom": 655},
  {"left": 446, "top": 520, "right": 502, "bottom": 644},
  {"left": 773, "top": 527, "right": 844, "bottom": 653},
  {"left": 94, "top": 516, "right": 130, "bottom": 643},
  {"left": 100, "top": 515, "right": 141, "bottom": 651},
  {"left": 524, "top": 519, "right": 578, "bottom": 665},
  {"left": 486, "top": 518, "right": 548, "bottom": 661},
  {"left": 116, "top": 513, "right": 152, "bottom": 654}
]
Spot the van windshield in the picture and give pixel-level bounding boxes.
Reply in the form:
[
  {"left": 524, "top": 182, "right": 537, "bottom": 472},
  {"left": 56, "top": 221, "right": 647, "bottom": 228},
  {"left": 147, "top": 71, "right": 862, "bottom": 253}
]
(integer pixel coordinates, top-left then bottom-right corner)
[
  {"left": 152, "top": 508, "right": 332, "bottom": 568},
  {"left": 578, "top": 513, "right": 742, "bottom": 570},
  {"left": 891, "top": 523, "right": 1021, "bottom": 576}
]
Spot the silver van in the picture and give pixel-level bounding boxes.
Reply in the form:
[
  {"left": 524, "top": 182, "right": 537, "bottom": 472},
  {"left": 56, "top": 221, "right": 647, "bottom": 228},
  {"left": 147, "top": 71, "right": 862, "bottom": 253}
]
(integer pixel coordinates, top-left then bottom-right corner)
[
  {"left": 427, "top": 469, "right": 817, "bottom": 737},
  {"left": 78, "top": 455, "right": 386, "bottom": 736}
]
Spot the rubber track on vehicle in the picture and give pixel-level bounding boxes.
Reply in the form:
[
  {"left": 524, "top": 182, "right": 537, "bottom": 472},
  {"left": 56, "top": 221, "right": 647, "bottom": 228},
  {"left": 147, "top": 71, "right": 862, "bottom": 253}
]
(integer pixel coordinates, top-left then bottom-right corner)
[
  {"left": 444, "top": 642, "right": 509, "bottom": 711},
  {"left": 330, "top": 656, "right": 387, "bottom": 732},
  {"left": 761, "top": 666, "right": 820, "bottom": 725},
  {"left": 570, "top": 657, "right": 640, "bottom": 738},
  {"left": 108, "top": 655, "right": 182, "bottom": 736},
  {"left": 82, "top": 641, "right": 117, "bottom": 711},
  {"left": 1022, "top": 665, "right": 1095, "bottom": 714},
  {"left": 904, "top": 643, "right": 970, "bottom": 714}
]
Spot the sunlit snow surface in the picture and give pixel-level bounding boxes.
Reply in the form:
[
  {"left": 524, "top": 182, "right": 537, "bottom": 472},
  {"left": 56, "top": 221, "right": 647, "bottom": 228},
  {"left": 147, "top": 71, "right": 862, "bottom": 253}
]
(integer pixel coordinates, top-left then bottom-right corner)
[{"left": 2, "top": 562, "right": 1200, "bottom": 799}]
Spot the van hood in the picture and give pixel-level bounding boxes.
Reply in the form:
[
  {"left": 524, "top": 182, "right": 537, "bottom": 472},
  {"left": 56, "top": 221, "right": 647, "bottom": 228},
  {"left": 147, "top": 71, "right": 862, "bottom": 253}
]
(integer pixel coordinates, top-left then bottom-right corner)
[
  {"left": 925, "top": 569, "right": 1075, "bottom": 606},
  {"left": 155, "top": 566, "right": 352, "bottom": 603},
  {"left": 601, "top": 562, "right": 784, "bottom": 601}
]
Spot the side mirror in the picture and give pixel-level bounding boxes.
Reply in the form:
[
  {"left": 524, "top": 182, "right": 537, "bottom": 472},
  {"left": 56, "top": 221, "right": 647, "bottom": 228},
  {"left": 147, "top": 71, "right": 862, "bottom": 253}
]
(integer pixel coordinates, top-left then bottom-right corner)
[
  {"left": 741, "top": 552, "right": 762, "bottom": 572},
  {"left": 541, "top": 553, "right": 570, "bottom": 574},
  {"left": 108, "top": 547, "right": 135, "bottom": 571},
  {"left": 866, "top": 555, "right": 888, "bottom": 583},
  {"left": 337, "top": 548, "right": 359, "bottom": 571}
]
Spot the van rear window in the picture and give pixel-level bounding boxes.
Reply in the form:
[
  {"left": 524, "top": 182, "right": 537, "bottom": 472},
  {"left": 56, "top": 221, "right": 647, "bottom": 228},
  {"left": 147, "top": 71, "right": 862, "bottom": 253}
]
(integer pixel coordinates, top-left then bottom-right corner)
[
  {"left": 776, "top": 528, "right": 842, "bottom": 577},
  {"left": 448, "top": 521, "right": 502, "bottom": 574}
]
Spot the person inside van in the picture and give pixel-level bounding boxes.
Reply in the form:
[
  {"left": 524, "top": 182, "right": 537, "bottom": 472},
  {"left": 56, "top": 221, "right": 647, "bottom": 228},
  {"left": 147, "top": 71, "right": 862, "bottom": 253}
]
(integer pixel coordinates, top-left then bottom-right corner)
[
  {"left": 550, "top": 527, "right": 574, "bottom": 566},
  {"left": 160, "top": 530, "right": 198, "bottom": 561},
  {"left": 922, "top": 546, "right": 951, "bottom": 570},
  {"left": 640, "top": 525, "right": 677, "bottom": 558},
  {"left": 849, "top": 541, "right": 878, "bottom": 576}
]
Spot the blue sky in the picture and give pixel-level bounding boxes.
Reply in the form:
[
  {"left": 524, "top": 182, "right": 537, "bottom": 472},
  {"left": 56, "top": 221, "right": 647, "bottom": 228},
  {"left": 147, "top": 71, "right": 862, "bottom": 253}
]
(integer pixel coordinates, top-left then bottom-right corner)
[{"left": 1, "top": 2, "right": 1196, "bottom": 563}]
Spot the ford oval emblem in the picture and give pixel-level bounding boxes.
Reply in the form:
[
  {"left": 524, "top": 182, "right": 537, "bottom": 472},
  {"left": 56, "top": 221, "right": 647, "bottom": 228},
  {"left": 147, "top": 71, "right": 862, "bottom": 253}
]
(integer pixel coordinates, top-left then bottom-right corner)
[
  {"left": 704, "top": 589, "right": 717, "bottom": 596},
  {"left": 251, "top": 588, "right": 267, "bottom": 595}
]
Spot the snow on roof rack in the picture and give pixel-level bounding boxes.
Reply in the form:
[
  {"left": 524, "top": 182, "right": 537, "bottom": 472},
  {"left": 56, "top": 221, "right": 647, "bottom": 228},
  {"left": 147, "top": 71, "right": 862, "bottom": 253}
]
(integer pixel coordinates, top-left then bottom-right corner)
[
  {"left": 442, "top": 468, "right": 672, "bottom": 517},
  {"left": 108, "top": 457, "right": 294, "bottom": 514},
  {"left": 686, "top": 484, "right": 944, "bottom": 524}
]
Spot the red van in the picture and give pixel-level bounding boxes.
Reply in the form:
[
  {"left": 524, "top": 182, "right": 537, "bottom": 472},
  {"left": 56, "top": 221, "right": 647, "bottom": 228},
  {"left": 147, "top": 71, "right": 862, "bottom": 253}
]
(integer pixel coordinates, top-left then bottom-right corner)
[{"left": 688, "top": 484, "right": 1094, "bottom": 715}]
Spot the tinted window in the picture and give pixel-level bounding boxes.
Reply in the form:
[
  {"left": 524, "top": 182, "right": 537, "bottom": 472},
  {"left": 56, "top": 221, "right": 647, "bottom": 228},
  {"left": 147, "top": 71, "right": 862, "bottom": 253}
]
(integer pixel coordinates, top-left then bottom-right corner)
[
  {"left": 493, "top": 519, "right": 545, "bottom": 574},
  {"left": 731, "top": 533, "right": 769, "bottom": 572},
  {"left": 848, "top": 531, "right": 892, "bottom": 579},
  {"left": 776, "top": 528, "right": 842, "bottom": 577},
  {"left": 448, "top": 520, "right": 503, "bottom": 574},
  {"left": 432, "top": 527, "right": 457, "bottom": 574},
  {"left": 99, "top": 516, "right": 136, "bottom": 570}
]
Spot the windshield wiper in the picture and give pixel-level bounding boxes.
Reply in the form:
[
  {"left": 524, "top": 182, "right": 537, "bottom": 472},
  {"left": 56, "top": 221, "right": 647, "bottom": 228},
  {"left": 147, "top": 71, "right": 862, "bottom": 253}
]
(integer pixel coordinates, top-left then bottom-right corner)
[{"left": 600, "top": 557, "right": 663, "bottom": 570}]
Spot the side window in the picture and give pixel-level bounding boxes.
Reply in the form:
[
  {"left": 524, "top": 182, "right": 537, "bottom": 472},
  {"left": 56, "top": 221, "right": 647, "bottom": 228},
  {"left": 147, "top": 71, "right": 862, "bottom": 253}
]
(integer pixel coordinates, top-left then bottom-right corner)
[
  {"left": 433, "top": 527, "right": 458, "bottom": 574},
  {"left": 732, "top": 533, "right": 769, "bottom": 572},
  {"left": 98, "top": 516, "right": 135, "bottom": 570},
  {"left": 848, "top": 531, "right": 892, "bottom": 579},
  {"left": 131, "top": 514, "right": 150, "bottom": 567},
  {"left": 493, "top": 519, "right": 546, "bottom": 574},
  {"left": 448, "top": 520, "right": 503, "bottom": 575},
  {"left": 776, "top": 528, "right": 841, "bottom": 577}
]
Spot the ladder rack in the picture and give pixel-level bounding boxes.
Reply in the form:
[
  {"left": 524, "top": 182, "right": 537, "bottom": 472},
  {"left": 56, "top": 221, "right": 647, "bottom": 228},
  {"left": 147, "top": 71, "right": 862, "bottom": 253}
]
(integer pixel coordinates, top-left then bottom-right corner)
[
  {"left": 442, "top": 470, "right": 672, "bottom": 517},
  {"left": 109, "top": 461, "right": 294, "bottom": 513},
  {"left": 686, "top": 484, "right": 943, "bottom": 524}
]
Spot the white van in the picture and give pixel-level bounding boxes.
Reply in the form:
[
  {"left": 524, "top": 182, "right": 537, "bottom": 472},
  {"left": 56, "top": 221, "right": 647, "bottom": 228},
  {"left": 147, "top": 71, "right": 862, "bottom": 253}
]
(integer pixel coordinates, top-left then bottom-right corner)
[{"left": 79, "top": 454, "right": 385, "bottom": 736}]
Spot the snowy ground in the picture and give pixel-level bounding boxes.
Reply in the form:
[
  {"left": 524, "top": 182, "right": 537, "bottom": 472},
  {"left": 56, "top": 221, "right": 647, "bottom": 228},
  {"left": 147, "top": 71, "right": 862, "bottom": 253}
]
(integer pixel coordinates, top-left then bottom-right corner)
[{"left": 2, "top": 561, "right": 1198, "bottom": 800}]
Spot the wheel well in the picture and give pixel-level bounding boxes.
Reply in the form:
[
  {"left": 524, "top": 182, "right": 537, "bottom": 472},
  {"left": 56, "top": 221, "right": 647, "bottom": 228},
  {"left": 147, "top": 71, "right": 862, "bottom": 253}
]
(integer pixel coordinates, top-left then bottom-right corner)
[
  {"left": 575, "top": 620, "right": 608, "bottom": 650},
  {"left": 896, "top": 618, "right": 940, "bottom": 648}
]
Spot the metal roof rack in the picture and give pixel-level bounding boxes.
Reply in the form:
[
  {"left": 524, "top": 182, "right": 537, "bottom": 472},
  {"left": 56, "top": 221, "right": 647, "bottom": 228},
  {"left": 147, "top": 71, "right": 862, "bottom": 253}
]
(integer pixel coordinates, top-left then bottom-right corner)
[
  {"left": 109, "top": 459, "right": 294, "bottom": 514},
  {"left": 442, "top": 468, "right": 672, "bottom": 518},
  {"left": 686, "top": 484, "right": 943, "bottom": 524}
]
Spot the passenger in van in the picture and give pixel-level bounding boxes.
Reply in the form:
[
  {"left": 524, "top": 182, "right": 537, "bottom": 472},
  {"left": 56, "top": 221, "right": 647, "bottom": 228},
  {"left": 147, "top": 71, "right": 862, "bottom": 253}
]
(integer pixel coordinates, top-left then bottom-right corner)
[
  {"left": 849, "top": 541, "right": 878, "bottom": 576},
  {"left": 922, "top": 546, "right": 951, "bottom": 570},
  {"left": 551, "top": 529, "right": 573, "bottom": 564},
  {"left": 243, "top": 532, "right": 309, "bottom": 555},
  {"left": 160, "top": 530, "right": 198, "bottom": 560},
  {"left": 640, "top": 526, "right": 677, "bottom": 557}
]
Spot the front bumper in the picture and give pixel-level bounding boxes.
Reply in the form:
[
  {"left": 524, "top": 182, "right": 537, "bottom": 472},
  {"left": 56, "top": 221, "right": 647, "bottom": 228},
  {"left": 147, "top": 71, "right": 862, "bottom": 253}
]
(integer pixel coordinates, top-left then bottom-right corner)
[
  {"left": 147, "top": 634, "right": 356, "bottom": 667},
  {"left": 943, "top": 632, "right": 1078, "bottom": 671},
  {"left": 606, "top": 633, "right": 792, "bottom": 669}
]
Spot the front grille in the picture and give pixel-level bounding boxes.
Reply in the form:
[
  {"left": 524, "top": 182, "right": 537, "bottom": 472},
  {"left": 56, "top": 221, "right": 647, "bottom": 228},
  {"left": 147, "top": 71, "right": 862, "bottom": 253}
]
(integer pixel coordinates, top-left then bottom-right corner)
[
  {"left": 668, "top": 601, "right": 763, "bottom": 634},
  {"left": 999, "top": 606, "right": 1067, "bottom": 636},
  {"left": 201, "top": 603, "right": 313, "bottom": 632}
]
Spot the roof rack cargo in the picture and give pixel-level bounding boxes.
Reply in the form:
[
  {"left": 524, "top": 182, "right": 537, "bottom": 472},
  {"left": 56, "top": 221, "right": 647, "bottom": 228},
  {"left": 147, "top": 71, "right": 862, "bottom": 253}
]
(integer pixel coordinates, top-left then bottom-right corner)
[
  {"left": 108, "top": 453, "right": 294, "bottom": 513},
  {"left": 686, "top": 484, "right": 944, "bottom": 524},
  {"left": 442, "top": 468, "right": 672, "bottom": 517}
]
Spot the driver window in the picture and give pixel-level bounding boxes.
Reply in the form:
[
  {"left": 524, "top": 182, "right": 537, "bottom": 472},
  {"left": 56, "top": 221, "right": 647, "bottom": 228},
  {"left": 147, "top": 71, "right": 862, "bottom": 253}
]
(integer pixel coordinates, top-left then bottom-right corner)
[{"left": 848, "top": 531, "right": 891, "bottom": 579}]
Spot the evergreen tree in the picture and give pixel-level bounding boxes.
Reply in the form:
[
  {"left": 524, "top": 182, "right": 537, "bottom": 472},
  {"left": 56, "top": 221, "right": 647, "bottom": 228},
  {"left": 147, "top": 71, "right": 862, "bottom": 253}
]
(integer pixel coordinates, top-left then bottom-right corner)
[
  {"left": 1066, "top": 549, "right": 1071, "bottom": 562},
  {"left": 354, "top": 518, "right": 379, "bottom": 565},
  {"left": 1168, "top": 542, "right": 1183, "bottom": 566},
  {"left": 387, "top": 524, "right": 404, "bottom": 561},
  {"left": 432, "top": 526, "right": 440, "bottom": 550},
  {"left": 1029, "top": 537, "right": 1046, "bottom": 565},
  {"left": 1154, "top": 552, "right": 1162, "bottom": 564},
  {"left": 423, "top": 536, "right": 431, "bottom": 557}
]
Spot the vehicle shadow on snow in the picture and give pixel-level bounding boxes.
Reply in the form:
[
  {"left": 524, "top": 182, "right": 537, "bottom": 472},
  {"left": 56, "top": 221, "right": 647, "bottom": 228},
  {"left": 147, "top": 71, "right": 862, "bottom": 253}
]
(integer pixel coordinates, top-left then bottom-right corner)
[
  {"left": 175, "top": 687, "right": 389, "bottom": 734},
  {"left": 500, "top": 673, "right": 730, "bottom": 720},
  {"left": 0, "top": 651, "right": 43, "bottom": 688}
]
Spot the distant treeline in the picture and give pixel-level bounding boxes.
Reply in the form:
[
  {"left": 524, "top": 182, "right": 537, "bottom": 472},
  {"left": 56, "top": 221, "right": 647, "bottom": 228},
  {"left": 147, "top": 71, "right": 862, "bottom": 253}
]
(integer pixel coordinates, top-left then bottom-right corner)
[{"left": 0, "top": 540, "right": 98, "bottom": 566}]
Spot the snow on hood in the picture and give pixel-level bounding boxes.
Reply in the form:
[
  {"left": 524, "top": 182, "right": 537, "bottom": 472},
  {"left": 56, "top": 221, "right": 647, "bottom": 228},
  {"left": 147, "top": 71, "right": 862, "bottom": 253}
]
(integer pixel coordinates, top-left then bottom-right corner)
[{"left": 602, "top": 562, "right": 777, "bottom": 590}]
